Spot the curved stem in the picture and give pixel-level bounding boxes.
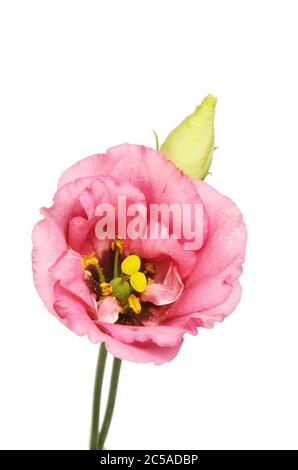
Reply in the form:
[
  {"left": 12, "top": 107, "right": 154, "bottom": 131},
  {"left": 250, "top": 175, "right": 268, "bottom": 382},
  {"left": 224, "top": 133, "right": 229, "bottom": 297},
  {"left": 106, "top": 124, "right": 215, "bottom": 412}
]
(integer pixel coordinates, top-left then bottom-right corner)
[
  {"left": 97, "top": 357, "right": 122, "bottom": 450},
  {"left": 89, "top": 343, "right": 108, "bottom": 450}
]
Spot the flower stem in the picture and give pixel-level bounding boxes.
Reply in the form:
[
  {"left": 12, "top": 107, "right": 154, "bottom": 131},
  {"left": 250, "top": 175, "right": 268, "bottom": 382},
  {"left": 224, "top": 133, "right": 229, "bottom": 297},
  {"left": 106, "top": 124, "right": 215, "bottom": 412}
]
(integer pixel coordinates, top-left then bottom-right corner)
[
  {"left": 89, "top": 343, "right": 108, "bottom": 450},
  {"left": 113, "top": 248, "right": 120, "bottom": 278},
  {"left": 97, "top": 357, "right": 122, "bottom": 450}
]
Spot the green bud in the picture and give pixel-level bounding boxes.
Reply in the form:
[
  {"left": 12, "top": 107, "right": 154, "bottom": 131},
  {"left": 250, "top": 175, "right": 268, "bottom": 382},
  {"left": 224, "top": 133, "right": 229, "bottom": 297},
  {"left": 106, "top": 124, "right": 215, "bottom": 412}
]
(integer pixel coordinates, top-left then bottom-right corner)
[{"left": 160, "top": 94, "right": 217, "bottom": 180}]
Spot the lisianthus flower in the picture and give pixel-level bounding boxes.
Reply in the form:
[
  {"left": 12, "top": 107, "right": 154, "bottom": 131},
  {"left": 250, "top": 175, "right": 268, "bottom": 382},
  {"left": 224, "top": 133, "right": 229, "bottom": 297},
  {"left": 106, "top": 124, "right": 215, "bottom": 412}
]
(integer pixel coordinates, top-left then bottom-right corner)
[{"left": 32, "top": 143, "right": 247, "bottom": 365}]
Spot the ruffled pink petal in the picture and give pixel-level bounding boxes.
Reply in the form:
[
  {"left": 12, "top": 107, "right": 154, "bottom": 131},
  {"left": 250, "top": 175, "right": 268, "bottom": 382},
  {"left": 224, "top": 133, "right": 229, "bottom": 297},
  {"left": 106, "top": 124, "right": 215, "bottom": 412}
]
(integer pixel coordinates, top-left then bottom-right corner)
[
  {"left": 97, "top": 320, "right": 186, "bottom": 364},
  {"left": 58, "top": 144, "right": 206, "bottom": 239},
  {"left": 168, "top": 272, "right": 234, "bottom": 318},
  {"left": 167, "top": 180, "right": 247, "bottom": 319},
  {"left": 53, "top": 280, "right": 184, "bottom": 364},
  {"left": 53, "top": 281, "right": 102, "bottom": 341},
  {"left": 191, "top": 180, "right": 247, "bottom": 284},
  {"left": 43, "top": 176, "right": 96, "bottom": 225},
  {"left": 105, "top": 339, "right": 184, "bottom": 365},
  {"left": 49, "top": 248, "right": 96, "bottom": 313},
  {"left": 58, "top": 144, "right": 201, "bottom": 208},
  {"left": 53, "top": 281, "right": 182, "bottom": 364},
  {"left": 58, "top": 153, "right": 109, "bottom": 189},
  {"left": 165, "top": 280, "right": 242, "bottom": 331},
  {"left": 67, "top": 176, "right": 147, "bottom": 255},
  {"left": 141, "top": 263, "right": 184, "bottom": 305},
  {"left": 32, "top": 218, "right": 67, "bottom": 313},
  {"left": 107, "top": 145, "right": 203, "bottom": 213},
  {"left": 97, "top": 296, "right": 123, "bottom": 324},
  {"left": 98, "top": 321, "right": 193, "bottom": 347},
  {"left": 68, "top": 216, "right": 95, "bottom": 255},
  {"left": 194, "top": 279, "right": 242, "bottom": 327}
]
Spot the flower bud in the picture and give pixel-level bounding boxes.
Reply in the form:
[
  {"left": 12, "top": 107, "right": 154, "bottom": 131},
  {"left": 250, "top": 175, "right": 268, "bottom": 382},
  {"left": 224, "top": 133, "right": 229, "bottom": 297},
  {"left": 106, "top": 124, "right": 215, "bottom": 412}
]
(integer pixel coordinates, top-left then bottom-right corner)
[{"left": 160, "top": 94, "right": 217, "bottom": 180}]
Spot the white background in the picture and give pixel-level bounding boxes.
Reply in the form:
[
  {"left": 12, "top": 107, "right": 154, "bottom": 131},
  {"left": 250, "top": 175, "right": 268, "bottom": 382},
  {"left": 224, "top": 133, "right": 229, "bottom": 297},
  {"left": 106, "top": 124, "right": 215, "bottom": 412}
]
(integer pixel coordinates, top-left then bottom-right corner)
[{"left": 0, "top": 0, "right": 297, "bottom": 450}]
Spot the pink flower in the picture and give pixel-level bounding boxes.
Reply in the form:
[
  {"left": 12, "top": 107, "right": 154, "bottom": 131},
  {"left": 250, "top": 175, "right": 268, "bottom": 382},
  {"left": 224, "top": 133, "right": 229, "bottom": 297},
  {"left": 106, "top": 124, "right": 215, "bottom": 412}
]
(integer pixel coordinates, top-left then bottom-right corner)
[{"left": 32, "top": 144, "right": 247, "bottom": 365}]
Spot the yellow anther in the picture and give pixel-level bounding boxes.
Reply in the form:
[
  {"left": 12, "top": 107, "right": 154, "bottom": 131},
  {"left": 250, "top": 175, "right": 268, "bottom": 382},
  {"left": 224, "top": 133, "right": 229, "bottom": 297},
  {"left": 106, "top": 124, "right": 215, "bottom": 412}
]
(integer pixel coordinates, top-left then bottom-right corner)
[
  {"left": 128, "top": 294, "right": 142, "bottom": 314},
  {"left": 81, "top": 253, "right": 105, "bottom": 282},
  {"left": 130, "top": 272, "right": 147, "bottom": 293},
  {"left": 100, "top": 282, "right": 112, "bottom": 296},
  {"left": 121, "top": 255, "right": 141, "bottom": 275},
  {"left": 147, "top": 277, "right": 155, "bottom": 284},
  {"left": 81, "top": 253, "right": 99, "bottom": 269},
  {"left": 144, "top": 262, "right": 156, "bottom": 275},
  {"left": 111, "top": 238, "right": 124, "bottom": 254}
]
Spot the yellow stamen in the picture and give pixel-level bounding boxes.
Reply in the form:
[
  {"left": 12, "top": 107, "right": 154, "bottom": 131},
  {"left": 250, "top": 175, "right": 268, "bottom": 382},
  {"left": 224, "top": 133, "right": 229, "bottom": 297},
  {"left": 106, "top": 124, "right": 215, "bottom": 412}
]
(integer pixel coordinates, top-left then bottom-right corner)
[
  {"left": 100, "top": 282, "right": 112, "bottom": 296},
  {"left": 81, "top": 253, "right": 105, "bottom": 282},
  {"left": 121, "top": 255, "right": 141, "bottom": 275},
  {"left": 144, "top": 262, "right": 156, "bottom": 275},
  {"left": 130, "top": 272, "right": 147, "bottom": 293},
  {"left": 111, "top": 238, "right": 124, "bottom": 254},
  {"left": 81, "top": 252, "right": 99, "bottom": 269},
  {"left": 128, "top": 294, "right": 142, "bottom": 314}
]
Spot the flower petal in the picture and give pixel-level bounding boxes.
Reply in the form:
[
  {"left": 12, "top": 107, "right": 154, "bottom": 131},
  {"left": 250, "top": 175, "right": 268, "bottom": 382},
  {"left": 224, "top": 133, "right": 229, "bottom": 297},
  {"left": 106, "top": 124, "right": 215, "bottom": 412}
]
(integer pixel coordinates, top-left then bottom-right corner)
[
  {"left": 141, "top": 263, "right": 184, "bottom": 305},
  {"left": 58, "top": 144, "right": 203, "bottom": 213},
  {"left": 50, "top": 248, "right": 96, "bottom": 312},
  {"left": 32, "top": 218, "right": 67, "bottom": 314},
  {"left": 97, "top": 296, "right": 123, "bottom": 324},
  {"left": 192, "top": 180, "right": 247, "bottom": 283},
  {"left": 53, "top": 281, "right": 182, "bottom": 365},
  {"left": 99, "top": 322, "right": 191, "bottom": 347},
  {"left": 167, "top": 180, "right": 247, "bottom": 319},
  {"left": 194, "top": 279, "right": 242, "bottom": 328},
  {"left": 105, "top": 338, "right": 183, "bottom": 365},
  {"left": 165, "top": 280, "right": 242, "bottom": 330},
  {"left": 53, "top": 281, "right": 103, "bottom": 342}
]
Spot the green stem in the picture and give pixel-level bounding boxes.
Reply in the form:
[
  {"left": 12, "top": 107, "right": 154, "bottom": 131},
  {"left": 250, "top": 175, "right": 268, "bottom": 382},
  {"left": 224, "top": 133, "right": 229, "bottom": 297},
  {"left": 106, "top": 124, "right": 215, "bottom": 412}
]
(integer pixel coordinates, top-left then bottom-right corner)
[
  {"left": 113, "top": 249, "right": 120, "bottom": 278},
  {"left": 89, "top": 343, "right": 108, "bottom": 450},
  {"left": 98, "top": 265, "right": 105, "bottom": 283},
  {"left": 97, "top": 357, "right": 122, "bottom": 450}
]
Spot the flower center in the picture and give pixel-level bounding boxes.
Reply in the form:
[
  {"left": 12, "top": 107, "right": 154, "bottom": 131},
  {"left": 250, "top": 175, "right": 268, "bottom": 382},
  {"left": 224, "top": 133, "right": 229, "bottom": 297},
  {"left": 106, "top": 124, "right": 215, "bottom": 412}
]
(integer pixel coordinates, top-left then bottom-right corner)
[{"left": 82, "top": 241, "right": 156, "bottom": 324}]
